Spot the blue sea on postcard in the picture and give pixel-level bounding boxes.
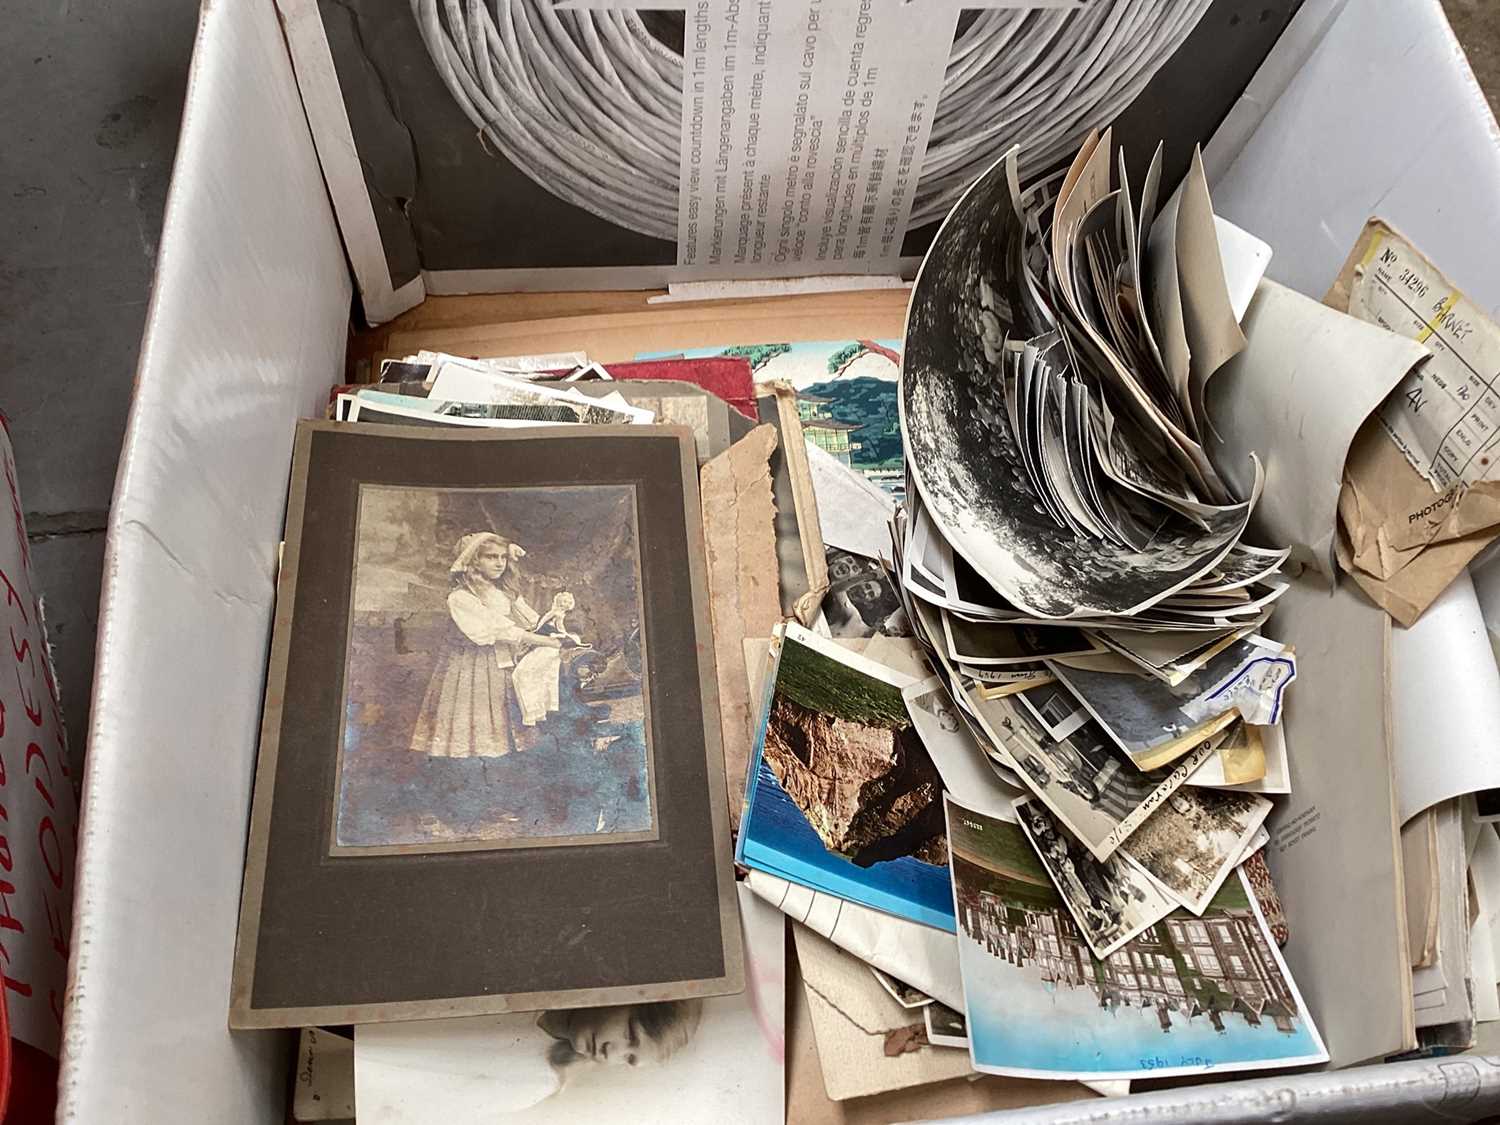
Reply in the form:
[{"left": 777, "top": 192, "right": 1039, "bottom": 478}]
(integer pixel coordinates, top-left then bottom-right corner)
[
  {"left": 741, "top": 758, "right": 955, "bottom": 930},
  {"left": 946, "top": 803, "right": 1325, "bottom": 1079},
  {"left": 961, "top": 923, "right": 1325, "bottom": 1076}
]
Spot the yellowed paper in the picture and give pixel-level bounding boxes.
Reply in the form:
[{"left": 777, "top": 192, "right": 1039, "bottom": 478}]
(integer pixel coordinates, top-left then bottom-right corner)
[
  {"left": 1217, "top": 723, "right": 1266, "bottom": 786},
  {"left": 1328, "top": 219, "right": 1500, "bottom": 624},
  {"left": 701, "top": 424, "right": 783, "bottom": 826},
  {"left": 975, "top": 674, "right": 1055, "bottom": 701},
  {"left": 759, "top": 382, "right": 831, "bottom": 625},
  {"left": 1127, "top": 708, "right": 1239, "bottom": 773},
  {"left": 294, "top": 1028, "right": 355, "bottom": 1121},
  {"left": 379, "top": 290, "right": 910, "bottom": 366},
  {"left": 1401, "top": 809, "right": 1440, "bottom": 970}
]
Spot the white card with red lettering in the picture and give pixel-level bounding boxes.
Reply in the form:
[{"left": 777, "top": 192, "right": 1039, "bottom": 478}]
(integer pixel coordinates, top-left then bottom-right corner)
[{"left": 0, "top": 419, "right": 76, "bottom": 1056}]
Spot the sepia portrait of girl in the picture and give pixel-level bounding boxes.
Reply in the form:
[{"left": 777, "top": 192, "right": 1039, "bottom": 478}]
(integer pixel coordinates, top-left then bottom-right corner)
[
  {"left": 334, "top": 483, "right": 654, "bottom": 855},
  {"left": 410, "top": 530, "right": 583, "bottom": 758}
]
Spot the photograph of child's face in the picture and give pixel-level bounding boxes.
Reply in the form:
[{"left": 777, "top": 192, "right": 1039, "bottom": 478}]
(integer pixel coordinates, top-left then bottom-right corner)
[
  {"left": 539, "top": 1000, "right": 702, "bottom": 1072},
  {"left": 475, "top": 542, "right": 508, "bottom": 581}
]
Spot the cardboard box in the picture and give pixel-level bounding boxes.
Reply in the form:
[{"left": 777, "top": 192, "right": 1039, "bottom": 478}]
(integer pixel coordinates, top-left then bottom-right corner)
[{"left": 57, "top": 0, "right": 1500, "bottom": 1120}]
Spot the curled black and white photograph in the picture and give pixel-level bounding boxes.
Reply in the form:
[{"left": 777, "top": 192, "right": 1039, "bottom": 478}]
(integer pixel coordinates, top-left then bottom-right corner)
[
  {"left": 940, "top": 611, "right": 1100, "bottom": 667},
  {"left": 1016, "top": 799, "right": 1177, "bottom": 959},
  {"left": 900, "top": 152, "right": 1257, "bottom": 619},
  {"left": 1193, "top": 543, "right": 1294, "bottom": 591}
]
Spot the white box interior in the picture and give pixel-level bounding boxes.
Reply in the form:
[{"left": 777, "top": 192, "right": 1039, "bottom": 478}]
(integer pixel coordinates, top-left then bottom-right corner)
[{"left": 57, "top": 0, "right": 1500, "bottom": 1120}]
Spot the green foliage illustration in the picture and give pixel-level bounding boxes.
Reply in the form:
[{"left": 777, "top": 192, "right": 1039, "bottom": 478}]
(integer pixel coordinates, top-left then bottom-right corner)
[
  {"left": 775, "top": 635, "right": 909, "bottom": 729},
  {"left": 721, "top": 343, "right": 793, "bottom": 372}
]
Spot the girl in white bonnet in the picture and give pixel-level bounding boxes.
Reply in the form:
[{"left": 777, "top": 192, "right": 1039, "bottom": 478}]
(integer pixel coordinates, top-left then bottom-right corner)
[{"left": 409, "top": 531, "right": 573, "bottom": 758}]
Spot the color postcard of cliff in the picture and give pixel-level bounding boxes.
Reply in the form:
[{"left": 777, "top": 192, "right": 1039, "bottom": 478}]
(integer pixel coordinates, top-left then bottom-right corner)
[
  {"left": 736, "top": 624, "right": 955, "bottom": 931},
  {"left": 944, "top": 796, "right": 1327, "bottom": 1081}
]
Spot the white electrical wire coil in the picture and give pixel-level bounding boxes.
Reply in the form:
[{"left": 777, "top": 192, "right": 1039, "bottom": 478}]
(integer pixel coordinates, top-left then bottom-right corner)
[{"left": 412, "top": 0, "right": 1213, "bottom": 243}]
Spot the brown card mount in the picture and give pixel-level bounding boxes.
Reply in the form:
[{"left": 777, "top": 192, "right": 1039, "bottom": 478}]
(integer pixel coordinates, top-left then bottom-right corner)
[{"left": 230, "top": 422, "right": 742, "bottom": 1028}]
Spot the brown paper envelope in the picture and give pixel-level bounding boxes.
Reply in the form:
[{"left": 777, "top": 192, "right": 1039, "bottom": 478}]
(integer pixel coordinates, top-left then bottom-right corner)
[{"left": 1327, "top": 220, "right": 1500, "bottom": 623}]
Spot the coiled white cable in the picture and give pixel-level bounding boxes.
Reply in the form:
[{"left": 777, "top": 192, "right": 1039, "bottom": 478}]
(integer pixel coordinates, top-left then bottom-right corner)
[{"left": 412, "top": 0, "right": 1212, "bottom": 243}]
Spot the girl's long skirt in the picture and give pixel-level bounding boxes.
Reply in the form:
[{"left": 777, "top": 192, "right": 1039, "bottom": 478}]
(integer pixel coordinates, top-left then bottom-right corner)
[{"left": 409, "top": 643, "right": 517, "bottom": 758}]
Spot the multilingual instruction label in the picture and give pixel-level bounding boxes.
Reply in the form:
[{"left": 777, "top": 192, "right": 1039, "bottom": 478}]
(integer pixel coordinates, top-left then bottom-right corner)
[{"left": 677, "top": 0, "right": 950, "bottom": 275}]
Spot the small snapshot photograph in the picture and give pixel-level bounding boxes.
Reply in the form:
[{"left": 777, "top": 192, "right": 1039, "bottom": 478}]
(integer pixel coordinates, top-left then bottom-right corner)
[
  {"left": 966, "top": 690, "right": 1211, "bottom": 862},
  {"left": 924, "top": 1002, "right": 968, "bottom": 1048},
  {"left": 945, "top": 797, "right": 1327, "bottom": 1081},
  {"left": 1015, "top": 680, "right": 1090, "bottom": 740},
  {"left": 334, "top": 483, "right": 655, "bottom": 855},
  {"left": 1121, "top": 788, "right": 1273, "bottom": 913},
  {"left": 823, "top": 547, "right": 912, "bottom": 639},
  {"left": 1015, "top": 799, "right": 1177, "bottom": 958},
  {"left": 737, "top": 625, "right": 954, "bottom": 931},
  {"left": 870, "top": 967, "right": 934, "bottom": 1009}
]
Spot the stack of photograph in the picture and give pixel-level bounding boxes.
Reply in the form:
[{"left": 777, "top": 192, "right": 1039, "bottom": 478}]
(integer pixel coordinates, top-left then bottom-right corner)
[{"left": 873, "top": 130, "right": 1326, "bottom": 1081}]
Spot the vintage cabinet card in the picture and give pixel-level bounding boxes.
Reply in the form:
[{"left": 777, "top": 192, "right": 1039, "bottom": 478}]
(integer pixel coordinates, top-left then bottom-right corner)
[{"left": 230, "top": 423, "right": 742, "bottom": 1027}]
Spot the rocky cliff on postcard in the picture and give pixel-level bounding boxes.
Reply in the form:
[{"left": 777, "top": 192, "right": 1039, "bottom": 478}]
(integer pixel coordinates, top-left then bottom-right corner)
[{"left": 763, "top": 695, "right": 947, "bottom": 867}]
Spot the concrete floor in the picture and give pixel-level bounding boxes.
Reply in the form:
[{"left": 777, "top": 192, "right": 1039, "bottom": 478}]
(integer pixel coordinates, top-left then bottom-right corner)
[
  {"left": 2, "top": 2, "right": 1498, "bottom": 777},
  {"left": 4, "top": 0, "right": 196, "bottom": 770},
  {"left": 1446, "top": 0, "right": 1500, "bottom": 120}
]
